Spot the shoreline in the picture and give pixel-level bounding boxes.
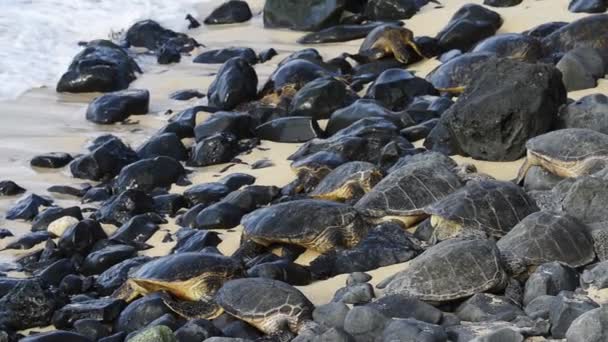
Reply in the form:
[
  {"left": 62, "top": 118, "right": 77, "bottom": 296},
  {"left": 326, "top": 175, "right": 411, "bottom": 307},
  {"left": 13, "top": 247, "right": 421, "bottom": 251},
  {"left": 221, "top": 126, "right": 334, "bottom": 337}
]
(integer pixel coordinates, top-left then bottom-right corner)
[{"left": 0, "top": 0, "right": 607, "bottom": 314}]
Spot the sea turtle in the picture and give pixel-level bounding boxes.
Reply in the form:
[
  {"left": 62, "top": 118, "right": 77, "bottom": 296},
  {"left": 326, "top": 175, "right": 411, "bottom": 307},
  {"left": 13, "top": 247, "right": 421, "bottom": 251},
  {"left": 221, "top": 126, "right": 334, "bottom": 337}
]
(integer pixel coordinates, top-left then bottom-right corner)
[
  {"left": 297, "top": 21, "right": 398, "bottom": 44},
  {"left": 355, "top": 152, "right": 464, "bottom": 227},
  {"left": 516, "top": 128, "right": 608, "bottom": 183},
  {"left": 425, "top": 52, "right": 493, "bottom": 95},
  {"left": 240, "top": 199, "right": 369, "bottom": 253},
  {"left": 113, "top": 253, "right": 244, "bottom": 319},
  {"left": 215, "top": 278, "right": 317, "bottom": 340},
  {"left": 381, "top": 238, "right": 509, "bottom": 302},
  {"left": 471, "top": 33, "right": 544, "bottom": 62},
  {"left": 541, "top": 14, "right": 608, "bottom": 63},
  {"left": 310, "top": 161, "right": 384, "bottom": 202},
  {"left": 497, "top": 211, "right": 595, "bottom": 277},
  {"left": 425, "top": 180, "right": 539, "bottom": 242},
  {"left": 353, "top": 24, "right": 424, "bottom": 64},
  {"left": 289, "top": 151, "right": 347, "bottom": 193}
]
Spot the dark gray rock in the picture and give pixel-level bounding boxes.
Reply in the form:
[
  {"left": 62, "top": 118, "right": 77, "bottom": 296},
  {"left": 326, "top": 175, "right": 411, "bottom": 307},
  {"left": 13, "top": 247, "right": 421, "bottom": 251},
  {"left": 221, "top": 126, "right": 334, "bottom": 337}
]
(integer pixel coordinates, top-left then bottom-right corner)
[
  {"left": 175, "top": 319, "right": 221, "bottom": 341},
  {"left": 154, "top": 194, "right": 188, "bottom": 216},
  {"left": 31, "top": 206, "right": 82, "bottom": 232},
  {"left": 258, "top": 48, "right": 278, "bottom": 63},
  {"left": 263, "top": 0, "right": 345, "bottom": 31},
  {"left": 194, "top": 202, "right": 243, "bottom": 230},
  {"left": 0, "top": 280, "right": 57, "bottom": 330},
  {"left": 74, "top": 319, "right": 111, "bottom": 341},
  {"left": 136, "top": 133, "right": 189, "bottom": 161},
  {"left": 401, "top": 118, "right": 438, "bottom": 142},
  {"left": 484, "top": 0, "right": 522, "bottom": 7},
  {"left": 169, "top": 89, "right": 205, "bottom": 100},
  {"left": 456, "top": 293, "right": 524, "bottom": 322},
  {"left": 0, "top": 180, "right": 25, "bottom": 196},
  {"left": 367, "top": 295, "right": 443, "bottom": 324},
  {"left": 343, "top": 306, "right": 389, "bottom": 342},
  {"left": 523, "top": 21, "right": 569, "bottom": 38},
  {"left": 364, "top": 0, "right": 419, "bottom": 20},
  {"left": 80, "top": 244, "right": 136, "bottom": 275},
  {"left": 36, "top": 258, "right": 76, "bottom": 287},
  {"left": 113, "top": 156, "right": 186, "bottom": 193},
  {"left": 95, "top": 256, "right": 151, "bottom": 296},
  {"left": 126, "top": 20, "right": 198, "bottom": 52},
  {"left": 70, "top": 136, "right": 138, "bottom": 181},
  {"left": 207, "top": 57, "right": 257, "bottom": 110},
  {"left": 20, "top": 331, "right": 92, "bottom": 342},
  {"left": 109, "top": 214, "right": 163, "bottom": 246},
  {"left": 524, "top": 262, "right": 579, "bottom": 306},
  {"left": 246, "top": 259, "right": 312, "bottom": 285},
  {"left": 194, "top": 47, "right": 257, "bottom": 64},
  {"left": 58, "top": 219, "right": 107, "bottom": 254},
  {"left": 557, "top": 48, "right": 606, "bottom": 91},
  {"left": 183, "top": 182, "right": 231, "bottom": 206},
  {"left": 220, "top": 173, "right": 256, "bottom": 191},
  {"left": 52, "top": 298, "right": 126, "bottom": 329},
  {"left": 425, "top": 58, "right": 566, "bottom": 161},
  {"left": 86, "top": 89, "right": 149, "bottom": 124},
  {"left": 435, "top": 4, "right": 502, "bottom": 51},
  {"left": 30, "top": 152, "right": 73, "bottom": 168},
  {"left": 128, "top": 325, "right": 176, "bottom": 342},
  {"left": 204, "top": 0, "right": 252, "bottom": 25},
  {"left": 5, "top": 194, "right": 52, "bottom": 221},
  {"left": 255, "top": 117, "right": 324, "bottom": 143},
  {"left": 558, "top": 176, "right": 608, "bottom": 224},
  {"left": 188, "top": 133, "right": 239, "bottom": 167},
  {"left": 171, "top": 228, "right": 221, "bottom": 253},
  {"left": 566, "top": 306, "right": 608, "bottom": 342},
  {"left": 194, "top": 111, "right": 253, "bottom": 142},
  {"left": 57, "top": 40, "right": 140, "bottom": 93},
  {"left": 380, "top": 319, "right": 448, "bottom": 342},
  {"left": 333, "top": 283, "right": 375, "bottom": 305},
  {"left": 549, "top": 291, "right": 599, "bottom": 338},
  {"left": 290, "top": 77, "right": 357, "bottom": 120},
  {"left": 115, "top": 293, "right": 172, "bottom": 333},
  {"left": 325, "top": 99, "right": 413, "bottom": 136},
  {"left": 471, "top": 33, "right": 543, "bottom": 62},
  {"left": 4, "top": 231, "right": 51, "bottom": 250},
  {"left": 523, "top": 165, "right": 563, "bottom": 191},
  {"left": 346, "top": 272, "right": 372, "bottom": 286},
  {"left": 469, "top": 328, "right": 523, "bottom": 342},
  {"left": 313, "top": 302, "right": 350, "bottom": 329},
  {"left": 94, "top": 190, "right": 156, "bottom": 226},
  {"left": 557, "top": 94, "right": 608, "bottom": 134},
  {"left": 525, "top": 295, "right": 558, "bottom": 320},
  {"left": 365, "top": 69, "right": 437, "bottom": 111}
]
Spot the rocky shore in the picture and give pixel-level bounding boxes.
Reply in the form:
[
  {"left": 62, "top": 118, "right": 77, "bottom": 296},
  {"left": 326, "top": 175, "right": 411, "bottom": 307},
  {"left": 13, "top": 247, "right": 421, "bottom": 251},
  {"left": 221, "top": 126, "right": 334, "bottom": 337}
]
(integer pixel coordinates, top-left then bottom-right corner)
[{"left": 1, "top": 0, "right": 608, "bottom": 341}]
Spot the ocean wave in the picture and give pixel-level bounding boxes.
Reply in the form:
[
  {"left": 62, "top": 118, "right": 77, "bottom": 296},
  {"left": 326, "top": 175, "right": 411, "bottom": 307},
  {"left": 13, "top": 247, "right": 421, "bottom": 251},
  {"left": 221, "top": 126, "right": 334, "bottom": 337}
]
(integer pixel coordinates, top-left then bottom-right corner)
[{"left": 0, "top": 0, "right": 203, "bottom": 100}]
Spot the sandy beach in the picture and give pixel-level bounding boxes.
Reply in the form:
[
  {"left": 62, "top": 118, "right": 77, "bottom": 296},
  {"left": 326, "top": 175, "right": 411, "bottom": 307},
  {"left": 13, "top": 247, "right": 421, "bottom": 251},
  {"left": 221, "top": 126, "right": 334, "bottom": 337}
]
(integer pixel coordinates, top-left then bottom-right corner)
[{"left": 1, "top": 0, "right": 608, "bottom": 333}]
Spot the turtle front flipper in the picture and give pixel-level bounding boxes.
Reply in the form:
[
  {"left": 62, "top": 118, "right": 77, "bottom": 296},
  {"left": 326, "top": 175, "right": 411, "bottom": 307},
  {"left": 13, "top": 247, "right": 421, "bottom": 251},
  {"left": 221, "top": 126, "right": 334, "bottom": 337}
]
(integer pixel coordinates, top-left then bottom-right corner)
[
  {"left": 112, "top": 280, "right": 140, "bottom": 302},
  {"left": 406, "top": 40, "right": 424, "bottom": 59},
  {"left": 514, "top": 157, "right": 531, "bottom": 184},
  {"left": 162, "top": 293, "right": 224, "bottom": 320}
]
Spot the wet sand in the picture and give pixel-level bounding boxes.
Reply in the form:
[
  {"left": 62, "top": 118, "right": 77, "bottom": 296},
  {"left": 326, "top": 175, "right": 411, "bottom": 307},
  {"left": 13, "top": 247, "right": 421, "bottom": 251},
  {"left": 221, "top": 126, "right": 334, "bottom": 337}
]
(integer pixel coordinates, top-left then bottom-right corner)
[{"left": 1, "top": 0, "right": 607, "bottom": 307}]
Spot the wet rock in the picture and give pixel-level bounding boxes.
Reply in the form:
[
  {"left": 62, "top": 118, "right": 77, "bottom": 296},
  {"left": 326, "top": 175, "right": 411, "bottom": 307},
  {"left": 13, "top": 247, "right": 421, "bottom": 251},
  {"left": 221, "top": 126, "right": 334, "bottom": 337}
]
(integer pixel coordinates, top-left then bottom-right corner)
[
  {"left": 0, "top": 280, "right": 57, "bottom": 330},
  {"left": 222, "top": 185, "right": 280, "bottom": 212},
  {"left": 189, "top": 133, "right": 240, "bottom": 167},
  {"left": 0, "top": 180, "right": 25, "bottom": 196},
  {"left": 100, "top": 332, "right": 126, "bottom": 342},
  {"left": 558, "top": 176, "right": 608, "bottom": 224},
  {"left": 60, "top": 274, "right": 90, "bottom": 295},
  {"left": 70, "top": 137, "right": 138, "bottom": 181},
  {"left": 566, "top": 306, "right": 608, "bottom": 342},
  {"left": 343, "top": 306, "right": 389, "bottom": 342},
  {"left": 58, "top": 219, "right": 107, "bottom": 254},
  {"left": 194, "top": 111, "right": 253, "bottom": 142},
  {"left": 313, "top": 302, "right": 350, "bottom": 330},
  {"left": 4, "top": 231, "right": 51, "bottom": 250},
  {"left": 469, "top": 328, "right": 523, "bottom": 342},
  {"left": 425, "top": 58, "right": 566, "bottom": 161},
  {"left": 109, "top": 214, "right": 163, "bottom": 246},
  {"left": 194, "top": 47, "right": 257, "bottom": 64},
  {"left": 86, "top": 89, "right": 149, "bottom": 124},
  {"left": 290, "top": 77, "right": 357, "bottom": 120},
  {"left": 367, "top": 295, "right": 442, "bottom": 324},
  {"left": 556, "top": 47, "right": 606, "bottom": 91},
  {"left": 258, "top": 48, "right": 278, "bottom": 63},
  {"left": 194, "top": 202, "right": 243, "bottom": 230},
  {"left": 74, "top": 319, "right": 111, "bottom": 341},
  {"left": 484, "top": 0, "right": 522, "bottom": 7},
  {"left": 183, "top": 182, "right": 231, "bottom": 207},
  {"left": 82, "top": 186, "right": 112, "bottom": 203},
  {"left": 220, "top": 173, "right": 256, "bottom": 191},
  {"left": 31, "top": 206, "right": 82, "bottom": 232},
  {"left": 255, "top": 117, "right": 324, "bottom": 143},
  {"left": 171, "top": 228, "right": 221, "bottom": 253},
  {"left": 247, "top": 259, "right": 312, "bottom": 285},
  {"left": 569, "top": 0, "right": 607, "bottom": 13},
  {"left": 52, "top": 298, "right": 125, "bottom": 329},
  {"left": 57, "top": 40, "right": 140, "bottom": 93},
  {"left": 175, "top": 319, "right": 221, "bottom": 341},
  {"left": 47, "top": 183, "right": 91, "bottom": 198},
  {"left": 30, "top": 152, "right": 73, "bottom": 168},
  {"left": 325, "top": 99, "right": 412, "bottom": 136},
  {"left": 436, "top": 4, "right": 502, "bottom": 51},
  {"left": 94, "top": 190, "right": 156, "bottom": 226},
  {"left": 333, "top": 283, "right": 375, "bottom": 305},
  {"left": 126, "top": 20, "right": 197, "bottom": 52},
  {"left": 95, "top": 256, "right": 151, "bottom": 296},
  {"left": 380, "top": 319, "right": 448, "bottom": 342},
  {"left": 0, "top": 228, "right": 13, "bottom": 239},
  {"left": 128, "top": 325, "right": 176, "bottom": 342},
  {"left": 263, "top": 0, "right": 345, "bottom": 31},
  {"left": 157, "top": 45, "right": 181, "bottom": 64},
  {"left": 549, "top": 292, "right": 599, "bottom": 338},
  {"left": 5, "top": 194, "right": 52, "bottom": 221},
  {"left": 557, "top": 94, "right": 608, "bottom": 134},
  {"left": 115, "top": 293, "right": 172, "bottom": 333},
  {"left": 309, "top": 223, "right": 421, "bottom": 278},
  {"left": 401, "top": 118, "right": 438, "bottom": 141},
  {"left": 456, "top": 293, "right": 524, "bottom": 322},
  {"left": 364, "top": 0, "right": 419, "bottom": 20},
  {"left": 365, "top": 69, "right": 437, "bottom": 111},
  {"left": 524, "top": 262, "right": 579, "bottom": 306},
  {"left": 114, "top": 156, "right": 186, "bottom": 193},
  {"left": 154, "top": 194, "right": 188, "bottom": 217},
  {"left": 20, "top": 331, "right": 92, "bottom": 342},
  {"left": 204, "top": 0, "right": 252, "bottom": 25},
  {"left": 36, "top": 258, "right": 76, "bottom": 287},
  {"left": 186, "top": 14, "right": 200, "bottom": 29},
  {"left": 80, "top": 244, "right": 136, "bottom": 276},
  {"left": 136, "top": 133, "right": 189, "bottom": 161},
  {"left": 170, "top": 89, "right": 205, "bottom": 101},
  {"left": 207, "top": 57, "right": 258, "bottom": 110}
]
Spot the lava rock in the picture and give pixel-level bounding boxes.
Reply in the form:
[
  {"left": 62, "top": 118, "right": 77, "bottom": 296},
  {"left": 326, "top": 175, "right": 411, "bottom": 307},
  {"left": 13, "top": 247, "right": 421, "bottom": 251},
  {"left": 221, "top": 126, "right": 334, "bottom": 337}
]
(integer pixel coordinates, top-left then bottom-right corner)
[
  {"left": 95, "top": 256, "right": 151, "bottom": 296},
  {"left": 456, "top": 293, "right": 524, "bottom": 322},
  {"left": 52, "top": 298, "right": 126, "bottom": 329},
  {"left": 289, "top": 77, "right": 357, "bottom": 120},
  {"left": 94, "top": 190, "right": 156, "bottom": 226},
  {"left": 263, "top": 0, "right": 345, "bottom": 31},
  {"left": 524, "top": 262, "right": 579, "bottom": 306},
  {"left": 113, "top": 156, "right": 186, "bottom": 193},
  {"left": 204, "top": 0, "right": 253, "bottom": 25},
  {"left": 557, "top": 94, "right": 608, "bottom": 134},
  {"left": 523, "top": 166, "right": 563, "bottom": 191},
  {"left": 57, "top": 40, "right": 140, "bottom": 93},
  {"left": 194, "top": 47, "right": 257, "bottom": 64},
  {"left": 367, "top": 295, "right": 442, "bottom": 324},
  {"left": 0, "top": 180, "right": 25, "bottom": 196},
  {"left": 556, "top": 47, "right": 606, "bottom": 91},
  {"left": 549, "top": 291, "right": 599, "bottom": 338},
  {"left": 364, "top": 0, "right": 419, "bottom": 20},
  {"left": 115, "top": 293, "right": 173, "bottom": 333},
  {"left": 222, "top": 185, "right": 280, "bottom": 213},
  {"left": 436, "top": 4, "right": 503, "bottom": 51},
  {"left": 220, "top": 173, "right": 256, "bottom": 191},
  {"left": 154, "top": 193, "right": 188, "bottom": 217},
  {"left": 183, "top": 182, "right": 231, "bottom": 207},
  {"left": 247, "top": 259, "right": 312, "bottom": 286},
  {"left": 325, "top": 99, "right": 412, "bottom": 136},
  {"left": 425, "top": 58, "right": 566, "bottom": 161},
  {"left": 31, "top": 206, "right": 82, "bottom": 232},
  {"left": 170, "top": 89, "right": 205, "bottom": 101},
  {"left": 365, "top": 69, "right": 437, "bottom": 111},
  {"left": 109, "top": 213, "right": 163, "bottom": 246},
  {"left": 157, "top": 45, "right": 181, "bottom": 64},
  {"left": 86, "top": 89, "right": 149, "bottom": 124},
  {"left": 70, "top": 136, "right": 138, "bottom": 181},
  {"left": 36, "top": 258, "right": 76, "bottom": 287},
  {"left": 30, "top": 152, "right": 73, "bottom": 168},
  {"left": 484, "top": 0, "right": 522, "bottom": 7},
  {"left": 128, "top": 325, "right": 176, "bottom": 342},
  {"left": 20, "top": 331, "right": 92, "bottom": 342},
  {"left": 171, "top": 228, "right": 221, "bottom": 253},
  {"left": 74, "top": 319, "right": 112, "bottom": 341},
  {"left": 126, "top": 20, "right": 197, "bottom": 52},
  {"left": 5, "top": 194, "right": 52, "bottom": 221},
  {"left": 4, "top": 231, "right": 51, "bottom": 250},
  {"left": 194, "top": 111, "right": 253, "bottom": 142},
  {"left": 313, "top": 302, "right": 350, "bottom": 330},
  {"left": 258, "top": 48, "right": 278, "bottom": 63},
  {"left": 136, "top": 133, "right": 189, "bottom": 161},
  {"left": 0, "top": 280, "right": 57, "bottom": 330},
  {"left": 380, "top": 319, "right": 448, "bottom": 342},
  {"left": 333, "top": 283, "right": 375, "bottom": 305},
  {"left": 194, "top": 202, "right": 243, "bottom": 229},
  {"left": 175, "top": 319, "right": 221, "bottom": 341},
  {"left": 566, "top": 306, "right": 608, "bottom": 342},
  {"left": 80, "top": 244, "right": 136, "bottom": 276},
  {"left": 58, "top": 219, "right": 107, "bottom": 254},
  {"left": 401, "top": 118, "right": 438, "bottom": 141},
  {"left": 189, "top": 133, "right": 240, "bottom": 167},
  {"left": 343, "top": 306, "right": 389, "bottom": 342},
  {"left": 255, "top": 117, "right": 324, "bottom": 143},
  {"left": 207, "top": 57, "right": 258, "bottom": 110}
]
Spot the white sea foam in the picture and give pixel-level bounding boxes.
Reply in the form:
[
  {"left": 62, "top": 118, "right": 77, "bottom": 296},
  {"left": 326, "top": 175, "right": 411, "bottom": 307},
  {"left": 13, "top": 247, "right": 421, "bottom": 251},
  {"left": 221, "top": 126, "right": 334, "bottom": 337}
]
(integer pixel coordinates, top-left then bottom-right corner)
[{"left": 0, "top": 0, "right": 204, "bottom": 100}]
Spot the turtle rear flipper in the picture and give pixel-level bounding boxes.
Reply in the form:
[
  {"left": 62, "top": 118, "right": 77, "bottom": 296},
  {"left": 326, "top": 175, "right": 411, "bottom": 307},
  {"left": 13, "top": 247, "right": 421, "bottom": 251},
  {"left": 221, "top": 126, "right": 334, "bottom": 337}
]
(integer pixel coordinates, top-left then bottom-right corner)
[
  {"left": 161, "top": 294, "right": 223, "bottom": 319},
  {"left": 515, "top": 157, "right": 531, "bottom": 185}
]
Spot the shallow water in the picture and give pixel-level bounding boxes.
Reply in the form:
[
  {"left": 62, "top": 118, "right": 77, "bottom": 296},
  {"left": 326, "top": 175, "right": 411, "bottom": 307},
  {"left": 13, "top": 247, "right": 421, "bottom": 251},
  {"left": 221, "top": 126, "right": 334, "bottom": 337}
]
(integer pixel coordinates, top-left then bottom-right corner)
[{"left": 0, "top": 0, "right": 204, "bottom": 100}]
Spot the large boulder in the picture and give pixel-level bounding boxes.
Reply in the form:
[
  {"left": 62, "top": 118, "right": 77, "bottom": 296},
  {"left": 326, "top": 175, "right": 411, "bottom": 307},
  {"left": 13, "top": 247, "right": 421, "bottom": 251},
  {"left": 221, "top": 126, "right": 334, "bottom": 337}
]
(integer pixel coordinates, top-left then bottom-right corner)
[
  {"left": 557, "top": 94, "right": 608, "bottom": 134},
  {"left": 56, "top": 40, "right": 140, "bottom": 93},
  {"left": 425, "top": 58, "right": 567, "bottom": 161},
  {"left": 436, "top": 4, "right": 502, "bottom": 51},
  {"left": 264, "top": 0, "right": 346, "bottom": 31},
  {"left": 207, "top": 57, "right": 258, "bottom": 110},
  {"left": 86, "top": 89, "right": 149, "bottom": 124}
]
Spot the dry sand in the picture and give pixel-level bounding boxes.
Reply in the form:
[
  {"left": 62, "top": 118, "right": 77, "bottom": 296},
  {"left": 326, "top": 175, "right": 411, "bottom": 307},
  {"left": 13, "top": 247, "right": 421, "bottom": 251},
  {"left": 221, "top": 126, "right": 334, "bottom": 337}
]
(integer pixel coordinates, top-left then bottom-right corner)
[{"left": 0, "top": 0, "right": 607, "bottom": 308}]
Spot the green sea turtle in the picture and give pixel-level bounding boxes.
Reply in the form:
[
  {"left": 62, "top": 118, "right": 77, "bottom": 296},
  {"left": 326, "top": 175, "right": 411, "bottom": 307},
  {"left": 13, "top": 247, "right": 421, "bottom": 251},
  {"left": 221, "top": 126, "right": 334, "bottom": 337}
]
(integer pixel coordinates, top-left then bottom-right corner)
[
  {"left": 240, "top": 199, "right": 369, "bottom": 253},
  {"left": 381, "top": 238, "right": 509, "bottom": 302},
  {"left": 215, "top": 278, "right": 317, "bottom": 340},
  {"left": 471, "top": 33, "right": 544, "bottom": 62},
  {"left": 355, "top": 153, "right": 464, "bottom": 227},
  {"left": 516, "top": 128, "right": 608, "bottom": 183},
  {"left": 425, "top": 52, "right": 493, "bottom": 95},
  {"left": 541, "top": 14, "right": 608, "bottom": 62},
  {"left": 310, "top": 161, "right": 384, "bottom": 202},
  {"left": 289, "top": 151, "right": 347, "bottom": 194},
  {"left": 353, "top": 24, "right": 424, "bottom": 64},
  {"left": 497, "top": 211, "right": 595, "bottom": 277},
  {"left": 113, "top": 253, "right": 244, "bottom": 319},
  {"left": 424, "top": 180, "right": 539, "bottom": 242}
]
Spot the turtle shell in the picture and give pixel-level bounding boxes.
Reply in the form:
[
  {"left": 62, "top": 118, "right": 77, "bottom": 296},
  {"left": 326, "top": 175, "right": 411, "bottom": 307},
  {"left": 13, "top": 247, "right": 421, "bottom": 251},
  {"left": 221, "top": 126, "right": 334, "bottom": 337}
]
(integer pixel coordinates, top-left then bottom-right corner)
[
  {"left": 310, "top": 161, "right": 383, "bottom": 201},
  {"left": 497, "top": 211, "right": 595, "bottom": 271},
  {"left": 382, "top": 238, "right": 508, "bottom": 301},
  {"left": 355, "top": 153, "right": 463, "bottom": 225},
  {"left": 216, "top": 278, "right": 314, "bottom": 334},
  {"left": 241, "top": 199, "right": 368, "bottom": 253},
  {"left": 526, "top": 128, "right": 608, "bottom": 163},
  {"left": 425, "top": 180, "right": 539, "bottom": 240},
  {"left": 426, "top": 52, "right": 493, "bottom": 90},
  {"left": 359, "top": 24, "right": 408, "bottom": 53},
  {"left": 541, "top": 14, "right": 608, "bottom": 60},
  {"left": 471, "top": 33, "right": 543, "bottom": 61},
  {"left": 131, "top": 253, "right": 243, "bottom": 283}
]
